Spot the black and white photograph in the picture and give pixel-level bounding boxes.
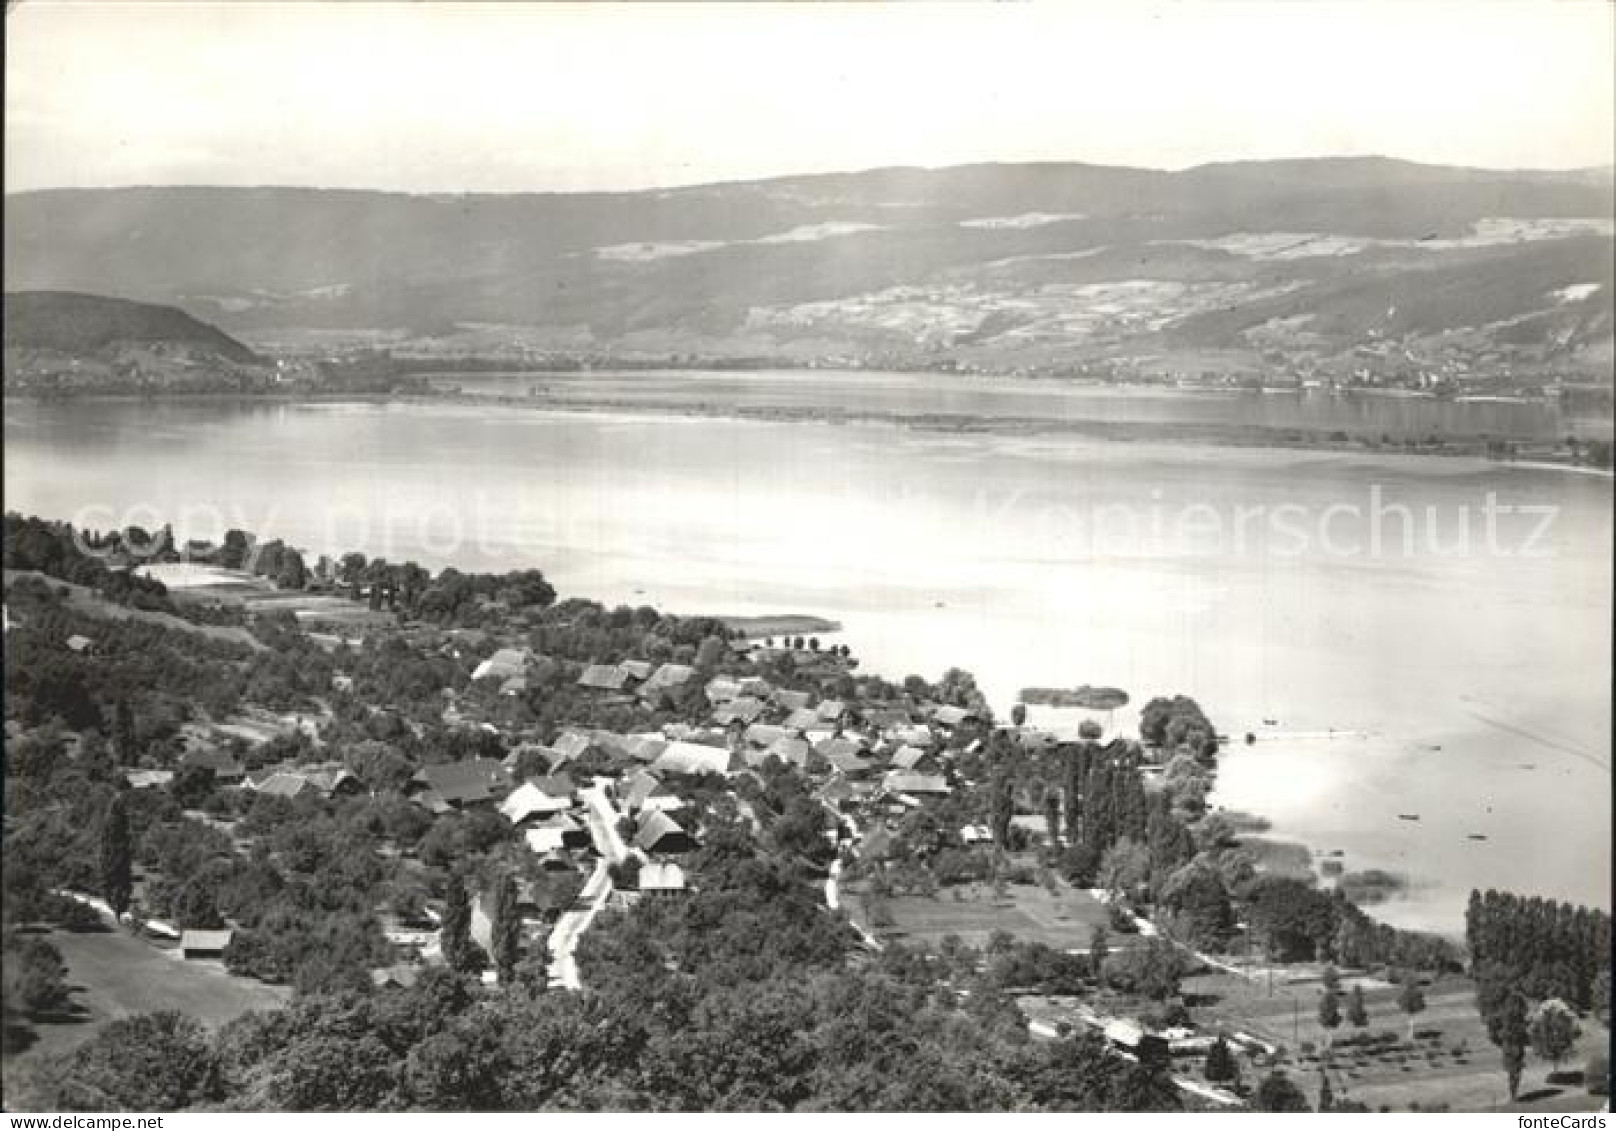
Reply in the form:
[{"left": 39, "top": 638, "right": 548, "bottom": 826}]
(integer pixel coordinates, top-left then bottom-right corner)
[{"left": 2, "top": 0, "right": 1611, "bottom": 1116}]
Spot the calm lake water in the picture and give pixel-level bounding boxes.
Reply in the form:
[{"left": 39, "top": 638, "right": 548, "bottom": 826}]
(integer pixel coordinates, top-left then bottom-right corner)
[{"left": 5, "top": 387, "right": 1611, "bottom": 935}]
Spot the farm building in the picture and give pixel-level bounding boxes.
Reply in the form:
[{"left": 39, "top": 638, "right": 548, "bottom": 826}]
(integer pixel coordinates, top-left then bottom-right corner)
[
  {"left": 639, "top": 861, "right": 687, "bottom": 895},
  {"left": 180, "top": 929, "right": 234, "bottom": 960}
]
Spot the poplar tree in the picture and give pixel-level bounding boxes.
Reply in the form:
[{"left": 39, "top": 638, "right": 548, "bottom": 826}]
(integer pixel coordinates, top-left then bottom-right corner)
[{"left": 100, "top": 795, "right": 133, "bottom": 920}]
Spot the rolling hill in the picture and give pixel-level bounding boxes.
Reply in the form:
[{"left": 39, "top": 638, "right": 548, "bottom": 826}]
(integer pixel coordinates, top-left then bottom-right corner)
[
  {"left": 5, "top": 158, "right": 1612, "bottom": 379},
  {"left": 3, "top": 291, "right": 260, "bottom": 362},
  {"left": 2, "top": 291, "right": 267, "bottom": 391}
]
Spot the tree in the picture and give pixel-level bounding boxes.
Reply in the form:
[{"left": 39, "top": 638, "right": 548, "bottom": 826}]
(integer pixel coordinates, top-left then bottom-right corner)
[
  {"left": 52, "top": 1011, "right": 219, "bottom": 1110},
  {"left": 112, "top": 698, "right": 136, "bottom": 764},
  {"left": 1253, "top": 1069, "right": 1311, "bottom": 1112},
  {"left": 1318, "top": 987, "right": 1342, "bottom": 1048},
  {"left": 989, "top": 765, "right": 1014, "bottom": 848},
  {"left": 1088, "top": 924, "right": 1110, "bottom": 974},
  {"left": 220, "top": 529, "right": 253, "bottom": 570},
  {"left": 3, "top": 937, "right": 71, "bottom": 1017},
  {"left": 694, "top": 635, "right": 726, "bottom": 672},
  {"left": 1346, "top": 983, "right": 1369, "bottom": 1030},
  {"left": 1528, "top": 998, "right": 1581, "bottom": 1073},
  {"left": 1498, "top": 991, "right": 1530, "bottom": 1100},
  {"left": 1010, "top": 703, "right": 1027, "bottom": 728},
  {"left": 490, "top": 873, "right": 522, "bottom": 984},
  {"left": 514, "top": 933, "right": 552, "bottom": 992},
  {"left": 1321, "top": 964, "right": 1341, "bottom": 993},
  {"left": 1204, "top": 1035, "right": 1239, "bottom": 1086},
  {"left": 276, "top": 548, "right": 308, "bottom": 590},
  {"left": 1097, "top": 837, "right": 1150, "bottom": 901},
  {"left": 100, "top": 795, "right": 133, "bottom": 921},
  {"left": 1317, "top": 1068, "right": 1335, "bottom": 1112},
  {"left": 1396, "top": 971, "right": 1426, "bottom": 1039},
  {"left": 1102, "top": 938, "right": 1183, "bottom": 1001},
  {"left": 442, "top": 872, "right": 474, "bottom": 974}
]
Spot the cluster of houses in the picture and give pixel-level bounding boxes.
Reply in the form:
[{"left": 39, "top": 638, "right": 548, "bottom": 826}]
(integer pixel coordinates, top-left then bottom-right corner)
[{"left": 124, "top": 636, "right": 1013, "bottom": 975}]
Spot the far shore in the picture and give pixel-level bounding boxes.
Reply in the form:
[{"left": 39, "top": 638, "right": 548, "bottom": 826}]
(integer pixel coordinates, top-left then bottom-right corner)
[
  {"left": 716, "top": 613, "right": 842, "bottom": 637},
  {"left": 11, "top": 387, "right": 1613, "bottom": 472}
]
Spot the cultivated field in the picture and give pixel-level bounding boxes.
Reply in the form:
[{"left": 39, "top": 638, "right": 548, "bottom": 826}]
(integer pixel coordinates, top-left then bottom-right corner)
[
  {"left": 1184, "top": 970, "right": 1609, "bottom": 1113},
  {"left": 140, "top": 562, "right": 392, "bottom": 630}
]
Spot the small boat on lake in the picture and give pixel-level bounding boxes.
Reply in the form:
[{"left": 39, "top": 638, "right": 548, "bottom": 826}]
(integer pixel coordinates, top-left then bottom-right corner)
[
  {"left": 1398, "top": 813, "right": 1421, "bottom": 822},
  {"left": 1468, "top": 834, "right": 1488, "bottom": 841}
]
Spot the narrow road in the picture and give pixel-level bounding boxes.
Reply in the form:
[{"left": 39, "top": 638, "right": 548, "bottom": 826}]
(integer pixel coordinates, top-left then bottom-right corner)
[
  {"left": 579, "top": 781, "right": 630, "bottom": 866},
  {"left": 546, "top": 858, "right": 612, "bottom": 990},
  {"left": 545, "top": 779, "right": 632, "bottom": 989}
]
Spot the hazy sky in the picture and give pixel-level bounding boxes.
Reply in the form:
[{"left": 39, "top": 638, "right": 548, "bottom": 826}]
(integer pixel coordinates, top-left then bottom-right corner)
[{"left": 6, "top": 1, "right": 1613, "bottom": 194}]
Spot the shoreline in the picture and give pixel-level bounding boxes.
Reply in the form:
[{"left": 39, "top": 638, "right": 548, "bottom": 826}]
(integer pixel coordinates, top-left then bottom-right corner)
[{"left": 9, "top": 388, "right": 1613, "bottom": 473}]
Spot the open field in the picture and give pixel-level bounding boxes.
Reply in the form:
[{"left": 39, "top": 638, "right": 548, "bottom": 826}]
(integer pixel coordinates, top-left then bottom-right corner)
[
  {"left": 848, "top": 877, "right": 1124, "bottom": 951},
  {"left": 140, "top": 563, "right": 392, "bottom": 629},
  {"left": 2, "top": 927, "right": 290, "bottom": 1100}
]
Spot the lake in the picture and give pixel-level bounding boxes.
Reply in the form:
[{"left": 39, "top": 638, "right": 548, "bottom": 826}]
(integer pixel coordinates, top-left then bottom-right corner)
[{"left": 5, "top": 387, "right": 1611, "bottom": 935}]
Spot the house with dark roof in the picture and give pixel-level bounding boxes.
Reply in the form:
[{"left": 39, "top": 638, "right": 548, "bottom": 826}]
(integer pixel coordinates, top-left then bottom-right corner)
[
  {"left": 932, "top": 705, "right": 980, "bottom": 730},
  {"left": 548, "top": 730, "right": 594, "bottom": 763},
  {"left": 822, "top": 749, "right": 875, "bottom": 777},
  {"left": 816, "top": 699, "right": 848, "bottom": 723},
  {"left": 409, "top": 758, "right": 512, "bottom": 808},
  {"left": 635, "top": 809, "right": 698, "bottom": 854},
  {"left": 620, "top": 734, "right": 668, "bottom": 763},
  {"left": 742, "top": 722, "right": 788, "bottom": 748},
  {"left": 714, "top": 697, "right": 766, "bottom": 727},
  {"left": 782, "top": 707, "right": 822, "bottom": 732},
  {"left": 865, "top": 707, "right": 914, "bottom": 731},
  {"left": 814, "top": 735, "right": 867, "bottom": 760},
  {"left": 772, "top": 688, "right": 812, "bottom": 712},
  {"left": 761, "top": 735, "right": 813, "bottom": 769},
  {"left": 182, "top": 746, "right": 246, "bottom": 783},
  {"left": 639, "top": 663, "right": 699, "bottom": 707}
]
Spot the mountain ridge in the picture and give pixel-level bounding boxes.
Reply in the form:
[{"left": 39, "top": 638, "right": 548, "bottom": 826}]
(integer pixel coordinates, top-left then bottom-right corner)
[{"left": 6, "top": 158, "right": 1611, "bottom": 382}]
